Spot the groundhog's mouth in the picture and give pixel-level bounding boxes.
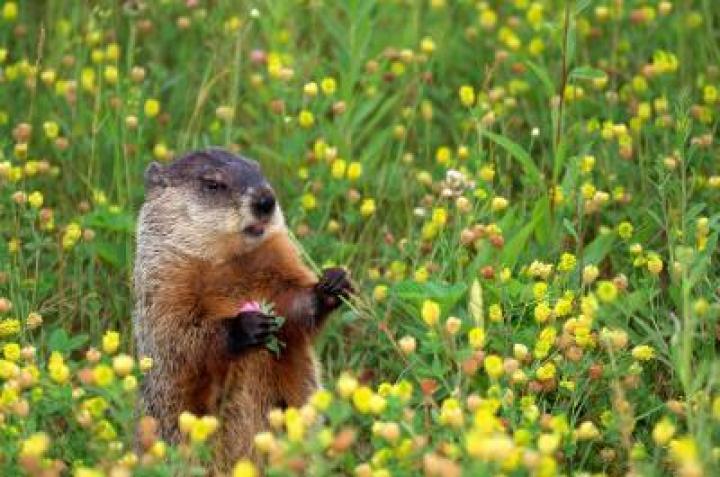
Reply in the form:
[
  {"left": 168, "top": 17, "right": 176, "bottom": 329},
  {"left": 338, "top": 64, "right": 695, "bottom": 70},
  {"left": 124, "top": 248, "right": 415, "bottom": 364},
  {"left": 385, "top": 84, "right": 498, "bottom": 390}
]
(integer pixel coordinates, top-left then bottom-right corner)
[{"left": 243, "top": 223, "right": 266, "bottom": 237}]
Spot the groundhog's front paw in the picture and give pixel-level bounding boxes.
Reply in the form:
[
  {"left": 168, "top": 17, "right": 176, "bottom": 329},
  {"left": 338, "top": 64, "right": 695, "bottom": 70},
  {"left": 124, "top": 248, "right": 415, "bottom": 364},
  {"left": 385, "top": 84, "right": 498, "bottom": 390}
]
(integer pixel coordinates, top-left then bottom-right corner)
[
  {"left": 225, "top": 311, "right": 278, "bottom": 355},
  {"left": 315, "top": 267, "right": 353, "bottom": 312}
]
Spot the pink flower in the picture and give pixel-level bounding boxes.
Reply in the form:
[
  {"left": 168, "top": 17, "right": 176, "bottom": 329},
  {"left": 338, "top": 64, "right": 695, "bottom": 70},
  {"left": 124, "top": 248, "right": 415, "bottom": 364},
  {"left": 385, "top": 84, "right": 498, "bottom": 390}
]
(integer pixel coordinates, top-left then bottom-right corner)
[{"left": 239, "top": 301, "right": 261, "bottom": 313}]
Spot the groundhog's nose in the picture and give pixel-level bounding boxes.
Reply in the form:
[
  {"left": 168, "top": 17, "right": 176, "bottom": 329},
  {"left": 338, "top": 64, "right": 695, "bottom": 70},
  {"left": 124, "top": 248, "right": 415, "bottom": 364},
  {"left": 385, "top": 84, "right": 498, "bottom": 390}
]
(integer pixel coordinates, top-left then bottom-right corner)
[{"left": 251, "top": 191, "right": 276, "bottom": 218}]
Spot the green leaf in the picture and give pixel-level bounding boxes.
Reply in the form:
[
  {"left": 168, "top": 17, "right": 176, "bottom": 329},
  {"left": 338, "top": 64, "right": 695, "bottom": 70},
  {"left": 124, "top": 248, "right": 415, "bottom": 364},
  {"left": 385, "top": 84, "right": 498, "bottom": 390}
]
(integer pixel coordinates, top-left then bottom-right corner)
[
  {"left": 48, "top": 328, "right": 89, "bottom": 354},
  {"left": 532, "top": 195, "right": 552, "bottom": 245},
  {"left": 95, "top": 242, "right": 125, "bottom": 268},
  {"left": 569, "top": 66, "right": 607, "bottom": 81},
  {"left": 582, "top": 233, "right": 616, "bottom": 265},
  {"left": 480, "top": 129, "right": 543, "bottom": 184},
  {"left": 574, "top": 0, "right": 593, "bottom": 14},
  {"left": 525, "top": 60, "right": 555, "bottom": 98},
  {"left": 393, "top": 281, "right": 467, "bottom": 312},
  {"left": 500, "top": 217, "right": 538, "bottom": 268},
  {"left": 83, "top": 209, "right": 135, "bottom": 234}
]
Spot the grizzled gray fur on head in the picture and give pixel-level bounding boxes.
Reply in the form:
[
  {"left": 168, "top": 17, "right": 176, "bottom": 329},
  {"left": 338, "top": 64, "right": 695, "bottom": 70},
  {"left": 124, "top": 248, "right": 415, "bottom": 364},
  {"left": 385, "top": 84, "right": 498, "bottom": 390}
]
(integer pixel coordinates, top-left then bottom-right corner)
[
  {"left": 137, "top": 148, "right": 286, "bottom": 261},
  {"left": 145, "top": 148, "right": 268, "bottom": 195}
]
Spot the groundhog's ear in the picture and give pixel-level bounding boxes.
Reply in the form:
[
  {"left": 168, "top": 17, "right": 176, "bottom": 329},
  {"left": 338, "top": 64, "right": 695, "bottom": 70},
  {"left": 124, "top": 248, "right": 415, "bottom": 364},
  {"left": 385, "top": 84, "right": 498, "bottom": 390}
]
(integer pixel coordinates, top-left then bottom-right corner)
[{"left": 144, "top": 162, "right": 168, "bottom": 190}]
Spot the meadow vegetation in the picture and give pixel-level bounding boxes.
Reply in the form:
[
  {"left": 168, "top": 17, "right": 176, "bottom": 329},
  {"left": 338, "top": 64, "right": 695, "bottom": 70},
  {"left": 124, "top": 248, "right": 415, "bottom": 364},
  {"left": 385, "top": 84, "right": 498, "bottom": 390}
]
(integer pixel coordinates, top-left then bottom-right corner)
[{"left": 0, "top": 0, "right": 719, "bottom": 475}]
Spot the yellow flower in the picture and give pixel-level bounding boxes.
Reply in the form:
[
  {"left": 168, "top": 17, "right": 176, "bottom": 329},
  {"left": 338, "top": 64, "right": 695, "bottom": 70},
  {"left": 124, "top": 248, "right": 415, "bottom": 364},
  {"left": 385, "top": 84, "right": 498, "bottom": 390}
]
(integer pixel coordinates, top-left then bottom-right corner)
[
  {"left": 48, "top": 352, "right": 69, "bottom": 384},
  {"left": 652, "top": 417, "right": 675, "bottom": 445},
  {"left": 596, "top": 280, "right": 617, "bottom": 303},
  {"left": 331, "top": 159, "right": 347, "bottom": 179},
  {"left": 0, "top": 318, "right": 20, "bottom": 337},
  {"left": 320, "top": 77, "right": 337, "bottom": 95},
  {"left": 703, "top": 85, "right": 718, "bottom": 104},
  {"left": 2, "top": 2, "right": 18, "bottom": 21},
  {"left": 420, "top": 36, "right": 436, "bottom": 54},
  {"left": 93, "top": 364, "right": 115, "bottom": 387},
  {"left": 144, "top": 98, "right": 161, "bottom": 118},
  {"left": 373, "top": 285, "right": 388, "bottom": 302},
  {"left": 95, "top": 419, "right": 117, "bottom": 441},
  {"left": 298, "top": 110, "right": 315, "bottom": 128},
  {"left": 369, "top": 393, "right": 387, "bottom": 415},
  {"left": 528, "top": 37, "right": 544, "bottom": 55},
  {"left": 123, "top": 375, "right": 137, "bottom": 391},
  {"left": 112, "top": 354, "right": 134, "bottom": 376},
  {"left": 526, "top": 2, "right": 543, "bottom": 26},
  {"left": 233, "top": 459, "right": 258, "bottom": 477},
  {"left": 480, "top": 165, "right": 495, "bottom": 181},
  {"left": 574, "top": 421, "right": 599, "bottom": 441},
  {"left": 459, "top": 85, "right": 475, "bottom": 107},
  {"left": 102, "top": 330, "right": 120, "bottom": 354},
  {"left": 336, "top": 372, "right": 358, "bottom": 398},
  {"left": 104, "top": 65, "right": 118, "bottom": 84},
  {"left": 352, "top": 386, "right": 373, "bottom": 414},
  {"left": 582, "top": 264, "right": 599, "bottom": 284},
  {"left": 43, "top": 121, "right": 59, "bottom": 139},
  {"left": 62, "top": 223, "right": 82, "bottom": 249},
  {"left": 414, "top": 266, "right": 429, "bottom": 283},
  {"left": 310, "top": 389, "right": 332, "bottom": 411},
  {"left": 439, "top": 398, "right": 464, "bottom": 427},
  {"left": 557, "top": 253, "right": 576, "bottom": 272},
  {"left": 106, "top": 43, "right": 120, "bottom": 61},
  {"left": 535, "top": 362, "right": 556, "bottom": 381},
  {"left": 647, "top": 254, "right": 663, "bottom": 275},
  {"left": 0, "top": 359, "right": 18, "bottom": 379},
  {"left": 392, "top": 380, "right": 413, "bottom": 402},
  {"left": 554, "top": 296, "right": 573, "bottom": 317},
  {"left": 632, "top": 345, "right": 655, "bottom": 361},
  {"left": 484, "top": 354, "right": 503, "bottom": 379},
  {"left": 435, "top": 146, "right": 451, "bottom": 165},
  {"left": 534, "top": 302, "right": 552, "bottom": 323},
  {"left": 360, "top": 198, "right": 376, "bottom": 217},
  {"left": 253, "top": 432, "right": 276, "bottom": 453},
  {"left": 533, "top": 282, "right": 547, "bottom": 300},
  {"left": 20, "top": 432, "right": 49, "bottom": 458},
  {"left": 429, "top": 209, "right": 446, "bottom": 228},
  {"left": 347, "top": 161, "right": 363, "bottom": 181},
  {"left": 488, "top": 304, "right": 503, "bottom": 323},
  {"left": 303, "top": 81, "right": 318, "bottom": 97},
  {"left": 139, "top": 356, "right": 153, "bottom": 372},
  {"left": 668, "top": 436, "right": 698, "bottom": 464},
  {"left": 81, "top": 397, "right": 106, "bottom": 419},
  {"left": 28, "top": 191, "right": 43, "bottom": 209},
  {"left": 537, "top": 433, "right": 560, "bottom": 455},
  {"left": 178, "top": 411, "right": 198, "bottom": 434},
  {"left": 153, "top": 142, "right": 169, "bottom": 161},
  {"left": 617, "top": 221, "right": 633, "bottom": 239},
  {"left": 479, "top": 8, "right": 497, "bottom": 29},
  {"left": 2, "top": 343, "right": 20, "bottom": 363},
  {"left": 513, "top": 343, "right": 529, "bottom": 361},
  {"left": 190, "top": 415, "right": 219, "bottom": 443},
  {"left": 216, "top": 105, "right": 235, "bottom": 121},
  {"left": 468, "top": 327, "right": 485, "bottom": 349},
  {"left": 74, "top": 468, "right": 104, "bottom": 477},
  {"left": 301, "top": 193, "right": 316, "bottom": 210},
  {"left": 421, "top": 299, "right": 440, "bottom": 326}
]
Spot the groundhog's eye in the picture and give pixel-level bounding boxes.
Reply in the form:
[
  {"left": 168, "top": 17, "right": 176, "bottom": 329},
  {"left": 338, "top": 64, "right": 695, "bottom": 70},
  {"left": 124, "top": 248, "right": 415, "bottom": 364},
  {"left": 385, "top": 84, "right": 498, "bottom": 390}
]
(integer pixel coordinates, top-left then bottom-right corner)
[{"left": 201, "top": 179, "right": 227, "bottom": 193}]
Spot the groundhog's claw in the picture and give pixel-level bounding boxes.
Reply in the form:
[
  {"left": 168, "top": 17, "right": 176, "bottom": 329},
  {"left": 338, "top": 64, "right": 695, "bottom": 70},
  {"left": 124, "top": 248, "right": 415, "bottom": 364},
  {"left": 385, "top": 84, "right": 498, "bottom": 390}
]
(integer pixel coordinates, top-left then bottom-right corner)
[
  {"left": 315, "top": 267, "right": 353, "bottom": 312},
  {"left": 226, "top": 311, "right": 277, "bottom": 355}
]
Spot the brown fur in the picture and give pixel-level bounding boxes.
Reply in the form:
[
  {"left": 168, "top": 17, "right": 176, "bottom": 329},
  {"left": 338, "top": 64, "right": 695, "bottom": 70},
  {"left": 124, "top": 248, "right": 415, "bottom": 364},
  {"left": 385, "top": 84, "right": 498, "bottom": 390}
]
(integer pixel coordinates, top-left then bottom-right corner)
[{"left": 133, "top": 151, "right": 332, "bottom": 473}]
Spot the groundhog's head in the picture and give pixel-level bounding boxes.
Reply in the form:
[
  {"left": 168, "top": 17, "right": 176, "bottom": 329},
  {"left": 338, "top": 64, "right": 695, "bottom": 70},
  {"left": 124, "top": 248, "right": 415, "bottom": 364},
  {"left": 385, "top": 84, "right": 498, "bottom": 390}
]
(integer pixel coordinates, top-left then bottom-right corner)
[{"left": 142, "top": 149, "right": 284, "bottom": 258}]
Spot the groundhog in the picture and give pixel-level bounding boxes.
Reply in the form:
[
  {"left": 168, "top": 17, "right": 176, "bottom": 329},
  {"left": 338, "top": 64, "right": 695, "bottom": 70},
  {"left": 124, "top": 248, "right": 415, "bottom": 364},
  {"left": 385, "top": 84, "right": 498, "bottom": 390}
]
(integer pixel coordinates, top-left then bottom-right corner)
[{"left": 133, "top": 148, "right": 352, "bottom": 472}]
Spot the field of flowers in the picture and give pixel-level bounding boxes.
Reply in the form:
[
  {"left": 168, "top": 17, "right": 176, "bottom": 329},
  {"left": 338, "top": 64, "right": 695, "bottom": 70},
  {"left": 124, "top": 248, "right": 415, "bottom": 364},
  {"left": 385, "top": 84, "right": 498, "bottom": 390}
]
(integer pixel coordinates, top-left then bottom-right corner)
[{"left": 0, "top": 0, "right": 719, "bottom": 475}]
